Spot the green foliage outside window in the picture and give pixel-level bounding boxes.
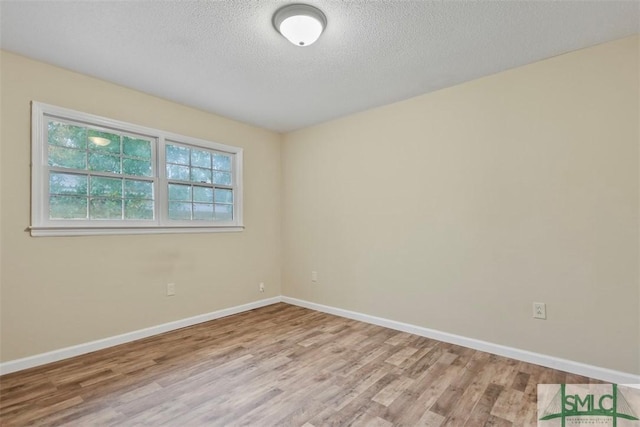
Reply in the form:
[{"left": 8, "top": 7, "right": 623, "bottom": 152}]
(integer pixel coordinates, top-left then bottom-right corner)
[{"left": 47, "top": 121, "right": 154, "bottom": 220}]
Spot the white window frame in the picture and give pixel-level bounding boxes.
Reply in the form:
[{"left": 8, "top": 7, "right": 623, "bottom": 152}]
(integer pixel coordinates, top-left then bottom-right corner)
[{"left": 30, "top": 102, "right": 244, "bottom": 237}]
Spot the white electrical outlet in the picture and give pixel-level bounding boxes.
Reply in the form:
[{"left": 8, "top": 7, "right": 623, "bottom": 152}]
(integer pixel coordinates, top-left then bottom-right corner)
[
  {"left": 167, "top": 283, "right": 175, "bottom": 296},
  {"left": 259, "top": 282, "right": 265, "bottom": 293},
  {"left": 311, "top": 271, "right": 318, "bottom": 283},
  {"left": 533, "top": 302, "right": 546, "bottom": 319}
]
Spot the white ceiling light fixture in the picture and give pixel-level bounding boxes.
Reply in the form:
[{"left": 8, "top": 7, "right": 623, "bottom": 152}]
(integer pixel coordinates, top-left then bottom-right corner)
[{"left": 273, "top": 4, "right": 327, "bottom": 47}]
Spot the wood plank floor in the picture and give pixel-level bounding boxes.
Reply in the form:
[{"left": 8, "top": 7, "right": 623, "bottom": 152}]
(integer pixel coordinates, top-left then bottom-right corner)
[{"left": 0, "top": 303, "right": 600, "bottom": 426}]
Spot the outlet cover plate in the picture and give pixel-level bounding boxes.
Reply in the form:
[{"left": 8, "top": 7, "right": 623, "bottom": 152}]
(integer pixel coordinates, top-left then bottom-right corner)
[
  {"left": 167, "top": 283, "right": 175, "bottom": 296},
  {"left": 533, "top": 302, "right": 546, "bottom": 319}
]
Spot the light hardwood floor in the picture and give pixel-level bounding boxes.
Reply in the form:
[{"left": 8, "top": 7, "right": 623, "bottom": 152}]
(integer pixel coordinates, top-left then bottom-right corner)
[{"left": 0, "top": 303, "right": 599, "bottom": 426}]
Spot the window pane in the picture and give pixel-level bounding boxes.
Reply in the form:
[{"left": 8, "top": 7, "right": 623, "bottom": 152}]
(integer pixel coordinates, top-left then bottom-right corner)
[
  {"left": 168, "top": 184, "right": 191, "bottom": 201},
  {"left": 193, "top": 203, "right": 214, "bottom": 220},
  {"left": 49, "top": 146, "right": 87, "bottom": 169},
  {"left": 48, "top": 121, "right": 87, "bottom": 149},
  {"left": 191, "top": 149, "right": 211, "bottom": 168},
  {"left": 166, "top": 164, "right": 189, "bottom": 181},
  {"left": 90, "top": 176, "right": 122, "bottom": 198},
  {"left": 36, "top": 105, "right": 243, "bottom": 231},
  {"left": 124, "top": 180, "right": 153, "bottom": 199},
  {"left": 89, "top": 153, "right": 121, "bottom": 174},
  {"left": 215, "top": 204, "right": 233, "bottom": 221},
  {"left": 123, "top": 137, "right": 151, "bottom": 159},
  {"left": 169, "top": 202, "right": 191, "bottom": 220},
  {"left": 166, "top": 144, "right": 190, "bottom": 165},
  {"left": 90, "top": 198, "right": 122, "bottom": 219},
  {"left": 193, "top": 186, "right": 213, "bottom": 203},
  {"left": 49, "top": 173, "right": 87, "bottom": 196},
  {"left": 123, "top": 158, "right": 152, "bottom": 177},
  {"left": 214, "top": 188, "right": 233, "bottom": 204},
  {"left": 50, "top": 195, "right": 87, "bottom": 219},
  {"left": 124, "top": 199, "right": 154, "bottom": 220},
  {"left": 88, "top": 130, "right": 120, "bottom": 153},
  {"left": 213, "top": 154, "right": 231, "bottom": 171},
  {"left": 213, "top": 171, "right": 231, "bottom": 185},
  {"left": 191, "top": 167, "right": 212, "bottom": 184}
]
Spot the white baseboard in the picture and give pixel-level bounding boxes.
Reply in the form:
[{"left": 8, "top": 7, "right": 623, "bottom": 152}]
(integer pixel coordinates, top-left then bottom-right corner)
[
  {"left": 3, "top": 295, "right": 638, "bottom": 385},
  {"left": 281, "top": 296, "right": 640, "bottom": 385},
  {"left": 0, "top": 297, "right": 281, "bottom": 376}
]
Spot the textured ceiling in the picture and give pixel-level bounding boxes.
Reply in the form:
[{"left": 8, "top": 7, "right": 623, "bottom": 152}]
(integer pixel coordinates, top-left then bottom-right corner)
[{"left": 1, "top": 1, "right": 638, "bottom": 132}]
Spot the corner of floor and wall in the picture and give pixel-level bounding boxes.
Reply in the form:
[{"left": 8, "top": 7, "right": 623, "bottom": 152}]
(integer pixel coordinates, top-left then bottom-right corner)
[{"left": 1, "top": 35, "right": 639, "bottom": 384}]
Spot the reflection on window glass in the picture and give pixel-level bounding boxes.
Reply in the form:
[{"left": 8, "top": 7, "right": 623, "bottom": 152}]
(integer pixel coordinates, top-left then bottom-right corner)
[
  {"left": 47, "top": 120, "right": 154, "bottom": 182},
  {"left": 88, "top": 129, "right": 121, "bottom": 153},
  {"left": 37, "top": 108, "right": 241, "bottom": 231},
  {"left": 46, "top": 122, "right": 156, "bottom": 222}
]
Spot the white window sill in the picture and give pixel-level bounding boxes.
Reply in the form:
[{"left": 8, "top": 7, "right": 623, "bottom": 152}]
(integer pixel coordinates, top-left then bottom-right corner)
[{"left": 29, "top": 225, "right": 245, "bottom": 237}]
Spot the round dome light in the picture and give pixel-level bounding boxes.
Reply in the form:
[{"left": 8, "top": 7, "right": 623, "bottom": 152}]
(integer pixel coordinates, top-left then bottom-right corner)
[{"left": 273, "top": 4, "right": 327, "bottom": 47}]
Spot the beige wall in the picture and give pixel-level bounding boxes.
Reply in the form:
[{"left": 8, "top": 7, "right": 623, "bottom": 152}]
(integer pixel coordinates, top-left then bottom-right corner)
[
  {"left": 282, "top": 36, "right": 640, "bottom": 374},
  {"left": 2, "top": 36, "right": 639, "bottom": 376},
  {"left": 0, "top": 51, "right": 282, "bottom": 362}
]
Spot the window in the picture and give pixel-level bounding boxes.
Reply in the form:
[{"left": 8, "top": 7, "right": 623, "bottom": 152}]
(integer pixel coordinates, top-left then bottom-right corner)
[
  {"left": 165, "top": 142, "right": 234, "bottom": 222},
  {"left": 31, "top": 102, "right": 243, "bottom": 236}
]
